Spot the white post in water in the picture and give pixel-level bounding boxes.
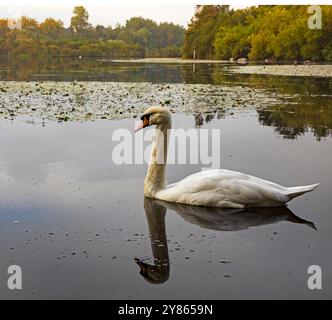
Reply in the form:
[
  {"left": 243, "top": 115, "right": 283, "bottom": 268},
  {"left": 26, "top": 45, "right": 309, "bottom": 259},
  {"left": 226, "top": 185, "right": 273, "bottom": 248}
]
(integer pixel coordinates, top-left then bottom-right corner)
[{"left": 193, "top": 49, "right": 196, "bottom": 73}]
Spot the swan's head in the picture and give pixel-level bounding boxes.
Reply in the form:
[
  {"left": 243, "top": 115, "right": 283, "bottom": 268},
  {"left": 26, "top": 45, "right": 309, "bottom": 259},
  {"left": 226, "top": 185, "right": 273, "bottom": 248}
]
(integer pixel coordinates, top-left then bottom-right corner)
[
  {"left": 135, "top": 106, "right": 171, "bottom": 132},
  {"left": 134, "top": 258, "right": 170, "bottom": 284}
]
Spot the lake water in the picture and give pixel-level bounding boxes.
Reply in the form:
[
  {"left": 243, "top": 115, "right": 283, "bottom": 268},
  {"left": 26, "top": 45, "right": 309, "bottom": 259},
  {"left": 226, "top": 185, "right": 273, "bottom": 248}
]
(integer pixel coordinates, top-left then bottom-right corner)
[{"left": 0, "top": 58, "right": 331, "bottom": 299}]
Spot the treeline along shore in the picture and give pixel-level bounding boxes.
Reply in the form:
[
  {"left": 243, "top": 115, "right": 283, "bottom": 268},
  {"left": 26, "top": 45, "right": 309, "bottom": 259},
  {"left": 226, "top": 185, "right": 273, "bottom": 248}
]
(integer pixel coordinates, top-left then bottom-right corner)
[
  {"left": 0, "top": 5, "right": 331, "bottom": 61},
  {"left": 0, "top": 6, "right": 185, "bottom": 59},
  {"left": 183, "top": 5, "right": 332, "bottom": 62}
]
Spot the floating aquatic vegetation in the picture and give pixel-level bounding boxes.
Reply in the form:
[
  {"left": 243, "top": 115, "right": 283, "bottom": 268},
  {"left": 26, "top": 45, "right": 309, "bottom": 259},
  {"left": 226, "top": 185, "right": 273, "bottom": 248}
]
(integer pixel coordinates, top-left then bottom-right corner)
[{"left": 0, "top": 81, "right": 286, "bottom": 122}]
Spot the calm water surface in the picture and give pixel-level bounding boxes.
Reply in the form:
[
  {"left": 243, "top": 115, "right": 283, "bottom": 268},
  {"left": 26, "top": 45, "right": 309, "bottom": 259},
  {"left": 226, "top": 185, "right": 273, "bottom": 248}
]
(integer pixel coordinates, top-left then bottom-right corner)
[{"left": 0, "top": 58, "right": 331, "bottom": 299}]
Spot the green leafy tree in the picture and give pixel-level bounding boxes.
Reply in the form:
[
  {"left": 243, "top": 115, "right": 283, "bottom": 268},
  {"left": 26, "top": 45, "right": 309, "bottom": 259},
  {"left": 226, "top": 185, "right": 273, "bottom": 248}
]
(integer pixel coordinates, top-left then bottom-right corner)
[
  {"left": 183, "top": 5, "right": 230, "bottom": 59},
  {"left": 70, "top": 6, "right": 91, "bottom": 33}
]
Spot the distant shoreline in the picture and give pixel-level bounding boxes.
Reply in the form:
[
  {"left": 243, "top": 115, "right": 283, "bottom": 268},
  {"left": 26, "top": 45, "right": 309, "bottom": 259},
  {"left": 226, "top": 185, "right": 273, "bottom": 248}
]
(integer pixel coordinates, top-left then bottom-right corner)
[
  {"left": 231, "top": 65, "right": 332, "bottom": 78},
  {"left": 98, "top": 58, "right": 332, "bottom": 77},
  {"left": 99, "top": 58, "right": 229, "bottom": 64},
  {"left": 99, "top": 57, "right": 332, "bottom": 66}
]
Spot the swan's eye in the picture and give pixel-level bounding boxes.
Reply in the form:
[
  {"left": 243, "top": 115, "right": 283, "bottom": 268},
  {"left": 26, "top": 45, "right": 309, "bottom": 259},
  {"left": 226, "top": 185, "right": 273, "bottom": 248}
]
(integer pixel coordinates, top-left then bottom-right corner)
[{"left": 140, "top": 113, "right": 152, "bottom": 121}]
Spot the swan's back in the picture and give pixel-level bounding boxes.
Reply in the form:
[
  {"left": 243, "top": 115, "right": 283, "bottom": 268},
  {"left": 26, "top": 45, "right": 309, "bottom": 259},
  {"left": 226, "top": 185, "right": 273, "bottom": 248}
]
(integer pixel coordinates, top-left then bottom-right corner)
[{"left": 156, "top": 169, "right": 318, "bottom": 208}]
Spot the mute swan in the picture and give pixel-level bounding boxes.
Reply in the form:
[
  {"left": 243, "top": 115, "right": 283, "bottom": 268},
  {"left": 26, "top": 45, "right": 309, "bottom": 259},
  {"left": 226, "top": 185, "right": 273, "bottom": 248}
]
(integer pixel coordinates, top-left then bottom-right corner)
[{"left": 135, "top": 106, "right": 319, "bottom": 209}]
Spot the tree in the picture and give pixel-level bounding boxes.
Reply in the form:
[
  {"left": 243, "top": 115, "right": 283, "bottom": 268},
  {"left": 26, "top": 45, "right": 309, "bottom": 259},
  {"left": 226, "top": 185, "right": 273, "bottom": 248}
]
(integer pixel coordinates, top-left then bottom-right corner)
[
  {"left": 183, "top": 5, "right": 230, "bottom": 59},
  {"left": 70, "top": 6, "right": 91, "bottom": 33},
  {"left": 39, "top": 18, "right": 64, "bottom": 38},
  {"left": 21, "top": 16, "right": 38, "bottom": 29},
  {"left": 0, "top": 19, "right": 8, "bottom": 39}
]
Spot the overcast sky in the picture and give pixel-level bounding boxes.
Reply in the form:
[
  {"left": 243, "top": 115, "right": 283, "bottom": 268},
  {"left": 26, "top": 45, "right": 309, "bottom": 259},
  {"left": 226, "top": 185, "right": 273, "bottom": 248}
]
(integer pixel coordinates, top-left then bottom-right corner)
[{"left": 0, "top": 5, "right": 196, "bottom": 28}]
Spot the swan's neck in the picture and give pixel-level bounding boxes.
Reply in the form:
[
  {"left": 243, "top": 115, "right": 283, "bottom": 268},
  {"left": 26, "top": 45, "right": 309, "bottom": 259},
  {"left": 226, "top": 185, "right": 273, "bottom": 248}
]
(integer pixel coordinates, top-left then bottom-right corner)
[{"left": 144, "top": 121, "right": 171, "bottom": 197}]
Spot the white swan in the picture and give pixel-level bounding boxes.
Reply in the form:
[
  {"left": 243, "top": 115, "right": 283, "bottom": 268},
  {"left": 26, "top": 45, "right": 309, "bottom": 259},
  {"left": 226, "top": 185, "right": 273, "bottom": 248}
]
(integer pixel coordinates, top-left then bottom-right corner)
[{"left": 135, "top": 106, "right": 319, "bottom": 209}]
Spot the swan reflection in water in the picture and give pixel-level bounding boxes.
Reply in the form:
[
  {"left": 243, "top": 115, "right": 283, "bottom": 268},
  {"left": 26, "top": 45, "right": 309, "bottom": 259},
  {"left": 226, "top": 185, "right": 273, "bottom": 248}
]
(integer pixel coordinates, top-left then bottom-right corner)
[{"left": 135, "top": 198, "right": 316, "bottom": 284}]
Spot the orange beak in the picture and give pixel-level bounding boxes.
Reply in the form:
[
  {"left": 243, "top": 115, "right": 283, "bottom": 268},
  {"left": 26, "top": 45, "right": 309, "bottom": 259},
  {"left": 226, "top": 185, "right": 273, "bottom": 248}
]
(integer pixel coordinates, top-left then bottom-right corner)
[{"left": 134, "top": 117, "right": 149, "bottom": 132}]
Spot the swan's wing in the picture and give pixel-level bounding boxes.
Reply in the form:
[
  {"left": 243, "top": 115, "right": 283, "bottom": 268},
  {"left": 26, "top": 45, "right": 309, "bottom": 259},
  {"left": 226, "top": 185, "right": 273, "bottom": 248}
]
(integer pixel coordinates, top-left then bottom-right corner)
[
  {"left": 217, "top": 178, "right": 289, "bottom": 205},
  {"left": 178, "top": 169, "right": 287, "bottom": 191},
  {"left": 159, "top": 169, "right": 289, "bottom": 207}
]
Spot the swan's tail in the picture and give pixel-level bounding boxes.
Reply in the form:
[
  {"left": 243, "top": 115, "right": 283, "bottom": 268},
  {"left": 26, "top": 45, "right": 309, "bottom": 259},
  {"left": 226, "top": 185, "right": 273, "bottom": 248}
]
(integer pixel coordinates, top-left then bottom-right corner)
[{"left": 286, "top": 183, "right": 319, "bottom": 200}]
